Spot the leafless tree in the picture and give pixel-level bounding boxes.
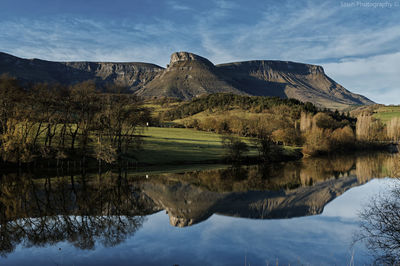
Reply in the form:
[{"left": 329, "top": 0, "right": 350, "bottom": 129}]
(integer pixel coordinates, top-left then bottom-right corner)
[{"left": 356, "top": 179, "right": 400, "bottom": 265}]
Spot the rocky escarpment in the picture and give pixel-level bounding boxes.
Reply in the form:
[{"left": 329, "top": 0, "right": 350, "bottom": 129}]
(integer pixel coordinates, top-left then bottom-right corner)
[
  {"left": 216, "top": 60, "right": 372, "bottom": 110},
  {"left": 134, "top": 52, "right": 244, "bottom": 99},
  {"left": 0, "top": 51, "right": 374, "bottom": 109},
  {"left": 62, "top": 61, "right": 163, "bottom": 90},
  {"left": 136, "top": 51, "right": 373, "bottom": 109},
  {"left": 169, "top": 51, "right": 214, "bottom": 67},
  {"left": 0, "top": 52, "right": 163, "bottom": 91}
]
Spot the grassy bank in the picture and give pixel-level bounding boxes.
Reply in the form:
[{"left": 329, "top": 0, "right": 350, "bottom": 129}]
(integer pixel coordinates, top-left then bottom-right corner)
[
  {"left": 131, "top": 127, "right": 300, "bottom": 165},
  {"left": 133, "top": 127, "right": 256, "bottom": 164},
  {"left": 0, "top": 125, "right": 301, "bottom": 171}
]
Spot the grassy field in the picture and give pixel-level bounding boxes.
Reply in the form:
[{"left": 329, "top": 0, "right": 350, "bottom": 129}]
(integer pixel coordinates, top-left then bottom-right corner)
[
  {"left": 21, "top": 123, "right": 267, "bottom": 167},
  {"left": 373, "top": 106, "right": 400, "bottom": 123},
  {"left": 132, "top": 127, "right": 259, "bottom": 165},
  {"left": 11, "top": 99, "right": 302, "bottom": 168},
  {"left": 130, "top": 127, "right": 301, "bottom": 166}
]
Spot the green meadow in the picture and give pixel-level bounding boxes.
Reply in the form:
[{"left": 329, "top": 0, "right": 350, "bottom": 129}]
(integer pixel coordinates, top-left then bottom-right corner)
[
  {"left": 133, "top": 127, "right": 258, "bottom": 165},
  {"left": 373, "top": 106, "right": 400, "bottom": 123}
]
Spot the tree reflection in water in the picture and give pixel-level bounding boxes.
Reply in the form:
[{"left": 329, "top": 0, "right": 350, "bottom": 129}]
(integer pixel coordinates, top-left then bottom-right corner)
[
  {"left": 0, "top": 152, "right": 399, "bottom": 258},
  {"left": 358, "top": 179, "right": 400, "bottom": 265},
  {"left": 0, "top": 171, "right": 150, "bottom": 257}
]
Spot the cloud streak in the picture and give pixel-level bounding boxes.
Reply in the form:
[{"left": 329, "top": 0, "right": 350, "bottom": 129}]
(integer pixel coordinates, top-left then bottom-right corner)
[
  {"left": 0, "top": 0, "right": 398, "bottom": 103},
  {"left": 324, "top": 52, "right": 400, "bottom": 104}
]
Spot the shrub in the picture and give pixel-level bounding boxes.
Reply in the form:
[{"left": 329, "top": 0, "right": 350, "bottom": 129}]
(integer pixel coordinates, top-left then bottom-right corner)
[
  {"left": 221, "top": 135, "right": 249, "bottom": 161},
  {"left": 303, "top": 128, "right": 332, "bottom": 155}
]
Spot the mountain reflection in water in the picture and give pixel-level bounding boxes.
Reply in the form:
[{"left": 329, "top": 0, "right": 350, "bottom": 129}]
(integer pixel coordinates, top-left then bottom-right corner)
[{"left": 0, "top": 152, "right": 399, "bottom": 259}]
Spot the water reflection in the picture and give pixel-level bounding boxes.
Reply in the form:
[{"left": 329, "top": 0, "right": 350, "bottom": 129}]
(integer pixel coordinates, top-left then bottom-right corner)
[
  {"left": 144, "top": 153, "right": 399, "bottom": 226},
  {"left": 0, "top": 171, "right": 158, "bottom": 257},
  {"left": 0, "top": 152, "right": 398, "bottom": 259},
  {"left": 357, "top": 178, "right": 400, "bottom": 264}
]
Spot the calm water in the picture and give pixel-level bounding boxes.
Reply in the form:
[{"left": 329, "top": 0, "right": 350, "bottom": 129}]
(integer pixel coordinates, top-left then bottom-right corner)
[{"left": 0, "top": 153, "right": 399, "bottom": 265}]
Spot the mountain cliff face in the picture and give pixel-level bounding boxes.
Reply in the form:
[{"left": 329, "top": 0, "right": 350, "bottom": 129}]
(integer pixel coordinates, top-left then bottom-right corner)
[
  {"left": 216, "top": 60, "right": 373, "bottom": 110},
  {"left": 135, "top": 51, "right": 245, "bottom": 99},
  {"left": 0, "top": 51, "right": 374, "bottom": 109},
  {"left": 0, "top": 52, "right": 163, "bottom": 91}
]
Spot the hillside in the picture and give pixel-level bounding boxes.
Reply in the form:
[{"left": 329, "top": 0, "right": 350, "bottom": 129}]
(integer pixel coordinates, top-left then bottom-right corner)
[
  {"left": 350, "top": 104, "right": 400, "bottom": 123},
  {"left": 0, "top": 52, "right": 163, "bottom": 91},
  {"left": 135, "top": 52, "right": 245, "bottom": 99},
  {"left": 216, "top": 60, "right": 373, "bottom": 110},
  {"left": 0, "top": 51, "right": 374, "bottom": 109}
]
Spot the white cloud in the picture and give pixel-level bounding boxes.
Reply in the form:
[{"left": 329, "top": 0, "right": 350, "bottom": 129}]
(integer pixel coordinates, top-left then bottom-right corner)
[
  {"left": 167, "top": 1, "right": 192, "bottom": 11},
  {"left": 0, "top": 17, "right": 184, "bottom": 66},
  {"left": 0, "top": 1, "right": 399, "bottom": 103},
  {"left": 323, "top": 52, "right": 400, "bottom": 104},
  {"left": 214, "top": 0, "right": 239, "bottom": 9}
]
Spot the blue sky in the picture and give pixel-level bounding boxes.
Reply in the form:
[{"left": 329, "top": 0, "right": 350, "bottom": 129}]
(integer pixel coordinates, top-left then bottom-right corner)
[{"left": 0, "top": 0, "right": 399, "bottom": 104}]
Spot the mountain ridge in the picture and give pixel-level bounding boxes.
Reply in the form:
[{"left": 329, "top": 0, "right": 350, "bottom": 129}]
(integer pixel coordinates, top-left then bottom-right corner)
[
  {"left": 0, "top": 51, "right": 164, "bottom": 91},
  {"left": 0, "top": 51, "right": 374, "bottom": 109}
]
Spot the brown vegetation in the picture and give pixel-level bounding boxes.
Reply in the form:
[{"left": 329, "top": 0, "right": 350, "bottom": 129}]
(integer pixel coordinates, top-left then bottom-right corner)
[
  {"left": 0, "top": 74, "right": 149, "bottom": 167},
  {"left": 387, "top": 117, "right": 400, "bottom": 142},
  {"left": 356, "top": 115, "right": 386, "bottom": 141},
  {"left": 301, "top": 111, "right": 390, "bottom": 155}
]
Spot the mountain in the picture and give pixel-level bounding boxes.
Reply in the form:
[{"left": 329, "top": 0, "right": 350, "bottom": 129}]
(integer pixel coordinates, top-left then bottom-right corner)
[
  {"left": 0, "top": 51, "right": 163, "bottom": 91},
  {"left": 134, "top": 52, "right": 246, "bottom": 99},
  {"left": 216, "top": 60, "right": 373, "bottom": 110},
  {"left": 0, "top": 51, "right": 374, "bottom": 109}
]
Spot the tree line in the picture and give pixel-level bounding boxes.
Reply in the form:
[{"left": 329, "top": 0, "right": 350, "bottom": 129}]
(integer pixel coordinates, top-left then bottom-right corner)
[
  {"left": 161, "top": 93, "right": 318, "bottom": 120},
  {"left": 1, "top": 75, "right": 398, "bottom": 167},
  {"left": 0, "top": 74, "right": 149, "bottom": 167},
  {"left": 159, "top": 94, "right": 399, "bottom": 158}
]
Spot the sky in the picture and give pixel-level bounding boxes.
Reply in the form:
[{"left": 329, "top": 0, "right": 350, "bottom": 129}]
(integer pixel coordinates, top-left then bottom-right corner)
[{"left": 0, "top": 0, "right": 399, "bottom": 104}]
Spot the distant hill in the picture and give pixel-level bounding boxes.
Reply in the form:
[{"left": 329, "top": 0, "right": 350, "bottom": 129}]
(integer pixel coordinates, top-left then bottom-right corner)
[
  {"left": 0, "top": 51, "right": 374, "bottom": 110},
  {"left": 0, "top": 51, "right": 163, "bottom": 91}
]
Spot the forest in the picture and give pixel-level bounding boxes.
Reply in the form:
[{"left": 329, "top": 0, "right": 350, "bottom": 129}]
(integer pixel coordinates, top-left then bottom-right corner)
[
  {"left": 158, "top": 93, "right": 399, "bottom": 157},
  {"left": 0, "top": 74, "right": 399, "bottom": 168},
  {"left": 0, "top": 74, "right": 149, "bottom": 167}
]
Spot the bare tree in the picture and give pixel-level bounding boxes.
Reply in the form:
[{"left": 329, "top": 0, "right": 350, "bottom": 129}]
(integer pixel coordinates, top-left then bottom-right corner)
[
  {"left": 357, "top": 179, "right": 400, "bottom": 264},
  {"left": 96, "top": 86, "right": 148, "bottom": 159},
  {"left": 69, "top": 81, "right": 100, "bottom": 159}
]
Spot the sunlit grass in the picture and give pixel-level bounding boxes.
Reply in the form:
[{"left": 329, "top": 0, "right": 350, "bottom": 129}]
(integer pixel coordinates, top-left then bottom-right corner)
[
  {"left": 373, "top": 106, "right": 400, "bottom": 123},
  {"left": 133, "top": 127, "right": 258, "bottom": 164},
  {"left": 18, "top": 123, "right": 296, "bottom": 166}
]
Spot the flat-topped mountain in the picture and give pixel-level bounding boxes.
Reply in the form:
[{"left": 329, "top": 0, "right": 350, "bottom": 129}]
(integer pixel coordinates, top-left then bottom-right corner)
[
  {"left": 0, "top": 51, "right": 163, "bottom": 91},
  {"left": 135, "top": 51, "right": 245, "bottom": 99},
  {"left": 0, "top": 51, "right": 374, "bottom": 109}
]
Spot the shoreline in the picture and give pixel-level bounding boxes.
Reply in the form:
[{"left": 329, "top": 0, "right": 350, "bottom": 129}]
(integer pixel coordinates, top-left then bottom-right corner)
[{"left": 0, "top": 145, "right": 397, "bottom": 174}]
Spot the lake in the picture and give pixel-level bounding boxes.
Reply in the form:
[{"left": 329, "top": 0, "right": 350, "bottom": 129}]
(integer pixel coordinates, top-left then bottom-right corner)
[{"left": 0, "top": 152, "right": 399, "bottom": 265}]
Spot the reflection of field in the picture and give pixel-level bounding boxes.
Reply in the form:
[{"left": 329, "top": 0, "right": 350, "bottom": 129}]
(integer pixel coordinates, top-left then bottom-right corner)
[
  {"left": 140, "top": 153, "right": 400, "bottom": 227},
  {"left": 149, "top": 153, "right": 400, "bottom": 193},
  {"left": 0, "top": 152, "right": 399, "bottom": 252}
]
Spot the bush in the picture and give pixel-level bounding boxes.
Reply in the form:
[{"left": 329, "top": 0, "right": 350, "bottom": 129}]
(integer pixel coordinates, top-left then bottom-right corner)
[
  {"left": 221, "top": 135, "right": 249, "bottom": 161},
  {"left": 303, "top": 128, "right": 332, "bottom": 155}
]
